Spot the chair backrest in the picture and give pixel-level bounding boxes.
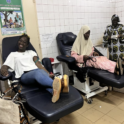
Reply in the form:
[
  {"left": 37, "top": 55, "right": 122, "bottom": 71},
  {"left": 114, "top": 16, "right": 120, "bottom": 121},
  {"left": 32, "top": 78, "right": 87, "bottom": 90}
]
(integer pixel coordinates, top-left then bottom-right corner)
[
  {"left": 56, "top": 32, "right": 77, "bottom": 56},
  {"left": 42, "top": 58, "right": 53, "bottom": 73},
  {"left": 2, "top": 36, "right": 36, "bottom": 62}
]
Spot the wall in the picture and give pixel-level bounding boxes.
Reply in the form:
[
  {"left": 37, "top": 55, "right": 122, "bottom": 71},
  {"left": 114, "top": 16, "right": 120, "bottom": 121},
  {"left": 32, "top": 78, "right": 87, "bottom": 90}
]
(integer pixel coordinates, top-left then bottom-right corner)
[
  {"left": 36, "top": 0, "right": 115, "bottom": 60},
  {"left": 115, "top": 0, "right": 124, "bottom": 23},
  {"left": 0, "top": 0, "right": 42, "bottom": 64}
]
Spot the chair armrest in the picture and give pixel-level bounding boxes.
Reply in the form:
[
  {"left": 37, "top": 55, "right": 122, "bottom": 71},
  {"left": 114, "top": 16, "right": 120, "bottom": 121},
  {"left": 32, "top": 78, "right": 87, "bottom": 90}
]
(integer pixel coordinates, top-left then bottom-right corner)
[
  {"left": 56, "top": 55, "right": 76, "bottom": 64},
  {"left": 94, "top": 47, "right": 104, "bottom": 56},
  {"left": 0, "top": 72, "right": 12, "bottom": 81}
]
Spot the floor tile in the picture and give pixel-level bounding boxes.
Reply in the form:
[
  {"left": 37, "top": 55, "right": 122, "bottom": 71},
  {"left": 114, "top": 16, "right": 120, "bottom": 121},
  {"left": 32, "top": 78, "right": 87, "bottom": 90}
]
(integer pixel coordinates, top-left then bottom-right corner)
[
  {"left": 104, "top": 95, "right": 123, "bottom": 106},
  {"left": 50, "top": 119, "right": 67, "bottom": 124},
  {"left": 76, "top": 100, "right": 97, "bottom": 114},
  {"left": 95, "top": 115, "right": 120, "bottom": 124},
  {"left": 67, "top": 115, "right": 92, "bottom": 124},
  {"left": 118, "top": 101, "right": 124, "bottom": 111},
  {"left": 91, "top": 91, "right": 115, "bottom": 102},
  {"left": 82, "top": 108, "right": 104, "bottom": 123},
  {"left": 92, "top": 95, "right": 105, "bottom": 102},
  {"left": 62, "top": 110, "right": 80, "bottom": 122},
  {"left": 97, "top": 91, "right": 113, "bottom": 98},
  {"left": 112, "top": 91, "right": 124, "bottom": 101},
  {"left": 107, "top": 108, "right": 124, "bottom": 123},
  {"left": 93, "top": 101, "right": 115, "bottom": 114}
]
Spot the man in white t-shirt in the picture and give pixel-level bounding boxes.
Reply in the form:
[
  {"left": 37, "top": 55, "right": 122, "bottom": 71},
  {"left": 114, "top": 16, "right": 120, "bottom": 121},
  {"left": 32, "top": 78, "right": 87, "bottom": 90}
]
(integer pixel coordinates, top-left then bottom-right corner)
[{"left": 0, "top": 34, "right": 69, "bottom": 103}]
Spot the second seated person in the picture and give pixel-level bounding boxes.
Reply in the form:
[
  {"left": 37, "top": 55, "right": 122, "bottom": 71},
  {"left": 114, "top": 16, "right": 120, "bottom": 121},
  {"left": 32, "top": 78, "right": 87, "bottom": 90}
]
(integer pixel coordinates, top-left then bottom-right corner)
[{"left": 71, "top": 25, "right": 123, "bottom": 76}]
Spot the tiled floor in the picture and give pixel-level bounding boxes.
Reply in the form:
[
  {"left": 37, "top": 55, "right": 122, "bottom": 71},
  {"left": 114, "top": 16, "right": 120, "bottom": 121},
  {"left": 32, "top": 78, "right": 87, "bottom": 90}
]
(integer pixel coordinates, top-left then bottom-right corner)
[{"left": 34, "top": 90, "right": 124, "bottom": 124}]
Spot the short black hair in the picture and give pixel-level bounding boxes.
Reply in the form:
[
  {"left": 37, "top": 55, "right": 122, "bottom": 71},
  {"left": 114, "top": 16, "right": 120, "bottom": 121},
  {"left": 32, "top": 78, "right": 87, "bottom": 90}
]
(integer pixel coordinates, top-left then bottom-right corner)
[{"left": 19, "top": 33, "right": 30, "bottom": 45}]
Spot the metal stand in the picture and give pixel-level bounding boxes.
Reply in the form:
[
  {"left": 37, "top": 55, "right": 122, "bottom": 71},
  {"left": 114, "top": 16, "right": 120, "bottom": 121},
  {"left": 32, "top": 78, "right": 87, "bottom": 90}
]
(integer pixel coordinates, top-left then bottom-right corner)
[{"left": 73, "top": 73, "right": 108, "bottom": 104}]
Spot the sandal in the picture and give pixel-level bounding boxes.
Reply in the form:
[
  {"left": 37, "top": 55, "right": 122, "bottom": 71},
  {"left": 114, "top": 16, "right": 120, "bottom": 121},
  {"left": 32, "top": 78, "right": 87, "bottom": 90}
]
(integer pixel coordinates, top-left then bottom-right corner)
[
  {"left": 61, "top": 75, "right": 69, "bottom": 93},
  {"left": 52, "top": 77, "right": 61, "bottom": 103}
]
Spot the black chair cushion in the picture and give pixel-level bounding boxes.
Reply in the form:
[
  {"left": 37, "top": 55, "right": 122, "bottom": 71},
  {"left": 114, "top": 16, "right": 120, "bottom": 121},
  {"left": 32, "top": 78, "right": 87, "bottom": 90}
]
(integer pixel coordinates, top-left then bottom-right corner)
[
  {"left": 56, "top": 32, "right": 76, "bottom": 56},
  {"left": 20, "top": 85, "right": 83, "bottom": 123},
  {"left": 88, "top": 68, "right": 124, "bottom": 88},
  {"left": 57, "top": 55, "right": 76, "bottom": 63},
  {"left": 62, "top": 33, "right": 76, "bottom": 45}
]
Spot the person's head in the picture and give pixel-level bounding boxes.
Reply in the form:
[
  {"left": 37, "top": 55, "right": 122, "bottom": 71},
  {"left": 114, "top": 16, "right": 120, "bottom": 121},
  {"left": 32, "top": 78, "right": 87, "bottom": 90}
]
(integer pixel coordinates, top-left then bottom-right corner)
[
  {"left": 82, "top": 25, "right": 90, "bottom": 40},
  {"left": 111, "top": 14, "right": 120, "bottom": 27},
  {"left": 84, "top": 30, "right": 90, "bottom": 40},
  {"left": 18, "top": 34, "right": 30, "bottom": 52}
]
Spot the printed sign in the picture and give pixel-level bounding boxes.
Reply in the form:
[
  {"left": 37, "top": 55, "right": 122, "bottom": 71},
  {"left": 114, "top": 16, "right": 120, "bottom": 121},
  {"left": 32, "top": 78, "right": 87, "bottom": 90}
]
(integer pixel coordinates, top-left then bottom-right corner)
[{"left": 0, "top": 0, "right": 26, "bottom": 35}]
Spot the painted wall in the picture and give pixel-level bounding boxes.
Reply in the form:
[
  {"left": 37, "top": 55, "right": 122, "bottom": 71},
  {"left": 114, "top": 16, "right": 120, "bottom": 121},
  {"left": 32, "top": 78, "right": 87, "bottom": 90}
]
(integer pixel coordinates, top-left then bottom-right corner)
[
  {"left": 36, "top": 0, "right": 115, "bottom": 59},
  {"left": 115, "top": 0, "right": 124, "bottom": 23}
]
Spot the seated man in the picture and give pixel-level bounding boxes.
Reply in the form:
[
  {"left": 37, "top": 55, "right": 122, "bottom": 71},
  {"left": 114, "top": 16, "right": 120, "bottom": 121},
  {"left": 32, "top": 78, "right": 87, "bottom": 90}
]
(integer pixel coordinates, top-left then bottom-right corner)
[{"left": 0, "top": 34, "right": 69, "bottom": 103}]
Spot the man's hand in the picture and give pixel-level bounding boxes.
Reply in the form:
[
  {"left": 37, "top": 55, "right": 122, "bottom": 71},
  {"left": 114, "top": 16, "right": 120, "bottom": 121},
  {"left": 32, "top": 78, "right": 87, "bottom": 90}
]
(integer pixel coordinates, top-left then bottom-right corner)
[
  {"left": 93, "top": 52, "right": 99, "bottom": 56},
  {"left": 0, "top": 65, "right": 9, "bottom": 77}
]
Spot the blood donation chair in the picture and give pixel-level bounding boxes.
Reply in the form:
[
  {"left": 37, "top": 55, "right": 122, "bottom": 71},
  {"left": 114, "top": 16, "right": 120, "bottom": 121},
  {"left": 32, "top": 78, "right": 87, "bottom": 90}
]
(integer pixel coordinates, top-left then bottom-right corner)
[
  {"left": 0, "top": 36, "right": 83, "bottom": 123},
  {"left": 56, "top": 32, "right": 124, "bottom": 104}
]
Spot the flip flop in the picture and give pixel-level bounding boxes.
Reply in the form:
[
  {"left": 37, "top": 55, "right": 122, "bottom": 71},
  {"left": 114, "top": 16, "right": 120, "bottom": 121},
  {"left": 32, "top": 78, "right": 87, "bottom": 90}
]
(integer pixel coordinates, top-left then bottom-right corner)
[
  {"left": 61, "top": 75, "right": 69, "bottom": 93},
  {"left": 52, "top": 77, "right": 61, "bottom": 103}
]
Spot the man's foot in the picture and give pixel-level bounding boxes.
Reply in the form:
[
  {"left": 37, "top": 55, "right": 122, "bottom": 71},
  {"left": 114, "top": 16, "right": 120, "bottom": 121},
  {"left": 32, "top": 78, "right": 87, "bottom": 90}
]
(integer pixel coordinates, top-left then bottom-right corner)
[
  {"left": 52, "top": 77, "right": 61, "bottom": 103},
  {"left": 61, "top": 75, "right": 69, "bottom": 93}
]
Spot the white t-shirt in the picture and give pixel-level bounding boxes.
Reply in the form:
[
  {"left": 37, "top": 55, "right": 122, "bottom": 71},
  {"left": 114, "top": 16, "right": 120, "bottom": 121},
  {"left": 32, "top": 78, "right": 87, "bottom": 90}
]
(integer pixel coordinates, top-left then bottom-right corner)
[{"left": 3, "top": 50, "right": 38, "bottom": 78}]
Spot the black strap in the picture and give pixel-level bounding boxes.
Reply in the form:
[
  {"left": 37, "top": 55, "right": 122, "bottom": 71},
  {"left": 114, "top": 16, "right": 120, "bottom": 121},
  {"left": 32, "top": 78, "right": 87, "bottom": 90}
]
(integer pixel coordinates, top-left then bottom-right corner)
[{"left": 89, "top": 57, "right": 97, "bottom": 62}]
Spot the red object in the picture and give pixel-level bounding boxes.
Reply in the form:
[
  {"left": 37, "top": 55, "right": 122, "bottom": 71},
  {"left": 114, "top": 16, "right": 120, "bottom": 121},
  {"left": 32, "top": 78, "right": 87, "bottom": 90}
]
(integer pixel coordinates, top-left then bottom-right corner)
[
  {"left": 49, "top": 58, "right": 54, "bottom": 62},
  {"left": 50, "top": 72, "right": 53, "bottom": 74}
]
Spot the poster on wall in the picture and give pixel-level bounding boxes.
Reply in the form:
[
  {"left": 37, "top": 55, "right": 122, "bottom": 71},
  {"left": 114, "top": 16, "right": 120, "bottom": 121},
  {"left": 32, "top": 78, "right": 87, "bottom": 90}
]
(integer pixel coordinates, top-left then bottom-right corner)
[{"left": 0, "top": 0, "right": 26, "bottom": 35}]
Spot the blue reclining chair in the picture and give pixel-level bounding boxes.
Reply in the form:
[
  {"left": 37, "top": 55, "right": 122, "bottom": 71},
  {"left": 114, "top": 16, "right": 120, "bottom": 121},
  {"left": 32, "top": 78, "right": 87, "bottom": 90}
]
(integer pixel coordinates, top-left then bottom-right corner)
[
  {"left": 56, "top": 32, "right": 124, "bottom": 104},
  {"left": 0, "top": 36, "right": 83, "bottom": 123}
]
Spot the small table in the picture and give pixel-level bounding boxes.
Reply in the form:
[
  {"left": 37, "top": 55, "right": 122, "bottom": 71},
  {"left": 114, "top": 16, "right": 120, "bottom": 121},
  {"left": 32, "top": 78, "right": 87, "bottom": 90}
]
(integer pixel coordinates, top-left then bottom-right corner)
[{"left": 52, "top": 59, "right": 63, "bottom": 75}]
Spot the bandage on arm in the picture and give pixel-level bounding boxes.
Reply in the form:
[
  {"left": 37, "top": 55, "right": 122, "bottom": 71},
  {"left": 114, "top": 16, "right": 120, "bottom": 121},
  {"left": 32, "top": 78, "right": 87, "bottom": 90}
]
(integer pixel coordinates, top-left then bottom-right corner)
[{"left": 33, "top": 56, "right": 49, "bottom": 74}]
